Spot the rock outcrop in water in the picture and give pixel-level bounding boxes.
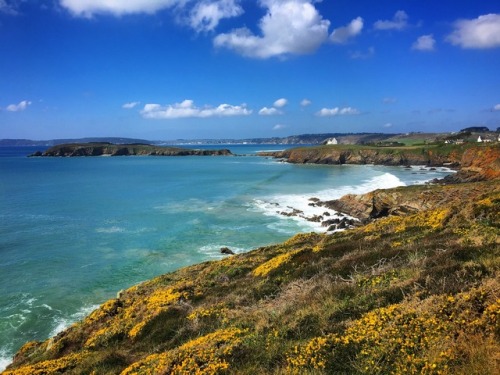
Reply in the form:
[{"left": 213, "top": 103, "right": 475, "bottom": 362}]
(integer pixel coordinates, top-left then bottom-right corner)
[{"left": 29, "top": 143, "right": 233, "bottom": 157}]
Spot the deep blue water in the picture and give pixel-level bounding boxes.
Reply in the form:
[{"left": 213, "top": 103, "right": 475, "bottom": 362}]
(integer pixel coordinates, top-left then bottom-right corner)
[{"left": 0, "top": 145, "right": 453, "bottom": 369}]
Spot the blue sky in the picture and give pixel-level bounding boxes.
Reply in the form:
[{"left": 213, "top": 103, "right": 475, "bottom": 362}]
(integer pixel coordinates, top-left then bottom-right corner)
[{"left": 1, "top": 0, "right": 499, "bottom": 140}]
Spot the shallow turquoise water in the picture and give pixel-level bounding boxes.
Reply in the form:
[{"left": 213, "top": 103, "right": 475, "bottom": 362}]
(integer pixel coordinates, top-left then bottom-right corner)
[{"left": 0, "top": 145, "right": 452, "bottom": 369}]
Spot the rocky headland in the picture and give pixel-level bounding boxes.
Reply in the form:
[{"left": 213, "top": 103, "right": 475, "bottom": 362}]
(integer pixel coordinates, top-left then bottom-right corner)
[
  {"left": 4, "top": 144, "right": 499, "bottom": 375},
  {"left": 258, "top": 143, "right": 472, "bottom": 167},
  {"left": 29, "top": 143, "right": 232, "bottom": 157}
]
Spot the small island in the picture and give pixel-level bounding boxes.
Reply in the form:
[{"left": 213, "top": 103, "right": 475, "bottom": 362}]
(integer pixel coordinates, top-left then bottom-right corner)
[{"left": 29, "top": 143, "right": 232, "bottom": 157}]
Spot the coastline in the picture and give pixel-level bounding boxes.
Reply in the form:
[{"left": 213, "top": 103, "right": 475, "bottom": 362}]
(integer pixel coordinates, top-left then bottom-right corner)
[{"left": 3, "top": 143, "right": 499, "bottom": 374}]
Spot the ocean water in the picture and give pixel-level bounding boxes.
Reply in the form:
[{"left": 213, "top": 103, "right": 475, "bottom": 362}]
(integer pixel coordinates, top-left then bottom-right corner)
[{"left": 0, "top": 145, "right": 453, "bottom": 370}]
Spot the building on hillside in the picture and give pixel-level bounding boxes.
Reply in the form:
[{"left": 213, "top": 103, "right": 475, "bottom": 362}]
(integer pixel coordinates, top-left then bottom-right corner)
[{"left": 324, "top": 137, "right": 338, "bottom": 145}]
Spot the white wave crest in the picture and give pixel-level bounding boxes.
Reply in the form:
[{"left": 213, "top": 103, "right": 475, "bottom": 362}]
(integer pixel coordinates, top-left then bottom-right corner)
[
  {"left": 198, "top": 244, "right": 247, "bottom": 258},
  {"left": 0, "top": 349, "right": 12, "bottom": 372},
  {"left": 49, "top": 304, "right": 100, "bottom": 337},
  {"left": 251, "top": 172, "right": 405, "bottom": 233}
]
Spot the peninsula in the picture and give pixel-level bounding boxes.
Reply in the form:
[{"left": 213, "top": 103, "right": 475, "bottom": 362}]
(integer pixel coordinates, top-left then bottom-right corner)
[
  {"left": 4, "top": 144, "right": 499, "bottom": 375},
  {"left": 29, "top": 143, "right": 232, "bottom": 157}
]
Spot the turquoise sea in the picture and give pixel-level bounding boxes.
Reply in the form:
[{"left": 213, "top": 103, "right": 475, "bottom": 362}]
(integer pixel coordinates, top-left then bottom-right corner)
[{"left": 0, "top": 145, "right": 453, "bottom": 370}]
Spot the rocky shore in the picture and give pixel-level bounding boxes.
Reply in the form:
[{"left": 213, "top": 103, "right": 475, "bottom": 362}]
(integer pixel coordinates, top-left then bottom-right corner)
[
  {"left": 262, "top": 144, "right": 500, "bottom": 224},
  {"left": 29, "top": 143, "right": 233, "bottom": 157}
]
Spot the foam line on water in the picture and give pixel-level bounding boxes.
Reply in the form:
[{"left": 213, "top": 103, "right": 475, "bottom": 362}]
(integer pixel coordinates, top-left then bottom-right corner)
[
  {"left": 49, "top": 304, "right": 100, "bottom": 337},
  {"left": 251, "top": 172, "right": 406, "bottom": 232}
]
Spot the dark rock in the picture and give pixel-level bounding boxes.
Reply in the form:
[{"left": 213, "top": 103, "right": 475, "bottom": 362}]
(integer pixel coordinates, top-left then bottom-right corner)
[
  {"left": 220, "top": 247, "right": 235, "bottom": 255},
  {"left": 306, "top": 215, "right": 323, "bottom": 223},
  {"left": 322, "top": 218, "right": 340, "bottom": 227}
]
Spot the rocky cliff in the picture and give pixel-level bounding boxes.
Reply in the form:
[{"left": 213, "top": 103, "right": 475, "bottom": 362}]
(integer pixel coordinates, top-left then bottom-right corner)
[
  {"left": 30, "top": 143, "right": 233, "bottom": 157},
  {"left": 314, "top": 145, "right": 500, "bottom": 222},
  {"left": 260, "top": 143, "right": 479, "bottom": 167}
]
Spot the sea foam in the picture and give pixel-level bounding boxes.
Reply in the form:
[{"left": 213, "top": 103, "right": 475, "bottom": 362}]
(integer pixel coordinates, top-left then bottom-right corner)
[{"left": 252, "top": 172, "right": 406, "bottom": 232}]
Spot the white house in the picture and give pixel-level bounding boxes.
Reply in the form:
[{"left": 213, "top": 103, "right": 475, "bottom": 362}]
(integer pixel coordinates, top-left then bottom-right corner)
[
  {"left": 477, "top": 136, "right": 483, "bottom": 143},
  {"left": 325, "top": 137, "right": 338, "bottom": 145}
]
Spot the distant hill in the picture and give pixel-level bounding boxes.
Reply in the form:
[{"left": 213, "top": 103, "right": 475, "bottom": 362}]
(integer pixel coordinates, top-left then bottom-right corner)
[
  {"left": 0, "top": 137, "right": 152, "bottom": 147},
  {"left": 1, "top": 133, "right": 400, "bottom": 147},
  {"left": 460, "top": 126, "right": 490, "bottom": 132}
]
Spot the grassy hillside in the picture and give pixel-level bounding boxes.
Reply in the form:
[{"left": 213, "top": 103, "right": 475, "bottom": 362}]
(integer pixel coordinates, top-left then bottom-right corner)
[{"left": 4, "top": 146, "right": 500, "bottom": 375}]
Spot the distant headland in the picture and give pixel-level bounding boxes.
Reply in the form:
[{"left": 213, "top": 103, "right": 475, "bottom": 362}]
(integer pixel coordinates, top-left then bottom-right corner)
[{"left": 28, "top": 143, "right": 232, "bottom": 157}]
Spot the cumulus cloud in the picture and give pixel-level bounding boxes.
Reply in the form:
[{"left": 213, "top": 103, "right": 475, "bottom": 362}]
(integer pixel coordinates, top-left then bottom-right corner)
[
  {"left": 412, "top": 34, "right": 436, "bottom": 51},
  {"left": 316, "top": 107, "right": 360, "bottom": 117},
  {"left": 189, "top": 0, "right": 243, "bottom": 32},
  {"left": 493, "top": 104, "right": 500, "bottom": 111},
  {"left": 300, "top": 98, "right": 311, "bottom": 107},
  {"left": 259, "top": 107, "right": 282, "bottom": 116},
  {"left": 213, "top": 0, "right": 330, "bottom": 58},
  {"left": 6, "top": 100, "right": 31, "bottom": 112},
  {"left": 447, "top": 14, "right": 500, "bottom": 49},
  {"left": 141, "top": 99, "right": 251, "bottom": 119},
  {"left": 330, "top": 17, "right": 363, "bottom": 44},
  {"left": 59, "top": 0, "right": 181, "bottom": 17},
  {"left": 122, "top": 101, "right": 140, "bottom": 109},
  {"left": 374, "top": 10, "right": 408, "bottom": 31},
  {"left": 273, "top": 98, "right": 287, "bottom": 108},
  {"left": 60, "top": 0, "right": 242, "bottom": 31}
]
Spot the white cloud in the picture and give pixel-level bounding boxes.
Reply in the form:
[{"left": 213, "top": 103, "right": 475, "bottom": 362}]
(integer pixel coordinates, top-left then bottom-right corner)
[
  {"left": 141, "top": 99, "right": 252, "bottom": 119},
  {"left": 374, "top": 10, "right": 408, "bottom": 31},
  {"left": 6, "top": 100, "right": 31, "bottom": 112},
  {"left": 0, "top": 0, "right": 18, "bottom": 15},
  {"left": 412, "top": 34, "right": 436, "bottom": 51},
  {"left": 383, "top": 123, "right": 393, "bottom": 128},
  {"left": 189, "top": 0, "right": 243, "bottom": 32},
  {"left": 122, "top": 101, "right": 140, "bottom": 109},
  {"left": 213, "top": 0, "right": 330, "bottom": 58},
  {"left": 273, "top": 124, "right": 286, "bottom": 130},
  {"left": 330, "top": 17, "right": 363, "bottom": 44},
  {"left": 316, "top": 107, "right": 360, "bottom": 117},
  {"left": 447, "top": 14, "right": 500, "bottom": 49},
  {"left": 273, "top": 98, "right": 287, "bottom": 108},
  {"left": 59, "top": 0, "right": 181, "bottom": 17},
  {"left": 259, "top": 107, "right": 282, "bottom": 116},
  {"left": 300, "top": 98, "right": 311, "bottom": 107},
  {"left": 493, "top": 104, "right": 500, "bottom": 111}
]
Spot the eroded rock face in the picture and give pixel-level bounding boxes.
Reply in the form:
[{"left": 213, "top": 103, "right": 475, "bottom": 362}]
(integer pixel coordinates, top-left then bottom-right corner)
[{"left": 322, "top": 190, "right": 425, "bottom": 222}]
